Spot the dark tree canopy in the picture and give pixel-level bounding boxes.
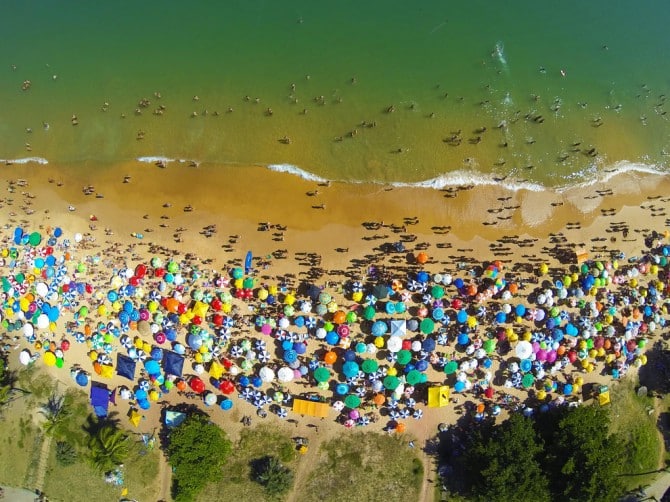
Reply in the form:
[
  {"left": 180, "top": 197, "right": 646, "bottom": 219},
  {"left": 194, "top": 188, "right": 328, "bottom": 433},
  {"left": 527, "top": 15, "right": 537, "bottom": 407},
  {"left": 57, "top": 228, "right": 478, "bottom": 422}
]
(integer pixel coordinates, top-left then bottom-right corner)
[
  {"left": 463, "top": 413, "right": 550, "bottom": 502},
  {"left": 167, "top": 414, "right": 232, "bottom": 502}
]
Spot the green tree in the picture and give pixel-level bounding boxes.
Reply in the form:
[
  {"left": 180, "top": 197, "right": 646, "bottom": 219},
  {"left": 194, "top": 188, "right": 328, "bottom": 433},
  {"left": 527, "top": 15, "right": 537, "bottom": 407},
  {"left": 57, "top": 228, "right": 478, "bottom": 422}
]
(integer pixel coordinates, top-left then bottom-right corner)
[
  {"left": 39, "top": 392, "right": 70, "bottom": 438},
  {"left": 251, "top": 455, "right": 294, "bottom": 497},
  {"left": 462, "top": 413, "right": 550, "bottom": 502},
  {"left": 167, "top": 414, "right": 232, "bottom": 502},
  {"left": 87, "top": 424, "right": 130, "bottom": 473},
  {"left": 0, "top": 357, "right": 18, "bottom": 416},
  {"left": 56, "top": 441, "right": 78, "bottom": 466},
  {"left": 538, "top": 405, "right": 625, "bottom": 502}
]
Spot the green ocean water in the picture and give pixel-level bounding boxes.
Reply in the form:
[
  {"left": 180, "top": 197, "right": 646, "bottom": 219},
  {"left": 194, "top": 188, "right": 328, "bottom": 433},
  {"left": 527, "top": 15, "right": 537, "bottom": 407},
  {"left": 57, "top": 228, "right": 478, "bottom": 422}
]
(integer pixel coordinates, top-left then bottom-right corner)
[{"left": 1, "top": 0, "right": 670, "bottom": 188}]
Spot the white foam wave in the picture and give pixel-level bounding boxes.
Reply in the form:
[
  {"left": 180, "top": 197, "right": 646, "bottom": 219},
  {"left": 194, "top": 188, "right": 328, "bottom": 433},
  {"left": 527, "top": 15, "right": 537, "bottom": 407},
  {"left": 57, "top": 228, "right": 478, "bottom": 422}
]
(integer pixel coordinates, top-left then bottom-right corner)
[
  {"left": 555, "top": 160, "right": 668, "bottom": 192},
  {"left": 0, "top": 157, "right": 49, "bottom": 165},
  {"left": 136, "top": 156, "right": 198, "bottom": 166},
  {"left": 266, "top": 163, "right": 328, "bottom": 183},
  {"left": 391, "top": 170, "right": 546, "bottom": 192}
]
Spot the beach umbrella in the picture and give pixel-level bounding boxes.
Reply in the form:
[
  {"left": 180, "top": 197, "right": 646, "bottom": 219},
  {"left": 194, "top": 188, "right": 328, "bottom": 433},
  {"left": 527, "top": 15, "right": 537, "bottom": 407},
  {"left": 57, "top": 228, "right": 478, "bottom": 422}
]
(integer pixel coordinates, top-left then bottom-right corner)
[
  {"left": 522, "top": 374, "right": 535, "bottom": 389},
  {"left": 453, "top": 381, "right": 466, "bottom": 393},
  {"left": 413, "top": 408, "right": 423, "bottom": 419},
  {"left": 278, "top": 367, "right": 294, "bottom": 382},
  {"left": 406, "top": 370, "right": 422, "bottom": 385},
  {"left": 420, "top": 318, "right": 435, "bottom": 334},
  {"left": 283, "top": 349, "right": 298, "bottom": 364},
  {"left": 383, "top": 375, "right": 400, "bottom": 390},
  {"left": 387, "top": 336, "right": 402, "bottom": 353},
  {"left": 361, "top": 359, "right": 379, "bottom": 374},
  {"left": 189, "top": 377, "right": 205, "bottom": 394},
  {"left": 342, "top": 361, "right": 360, "bottom": 378},
  {"left": 220, "top": 399, "right": 233, "bottom": 411},
  {"left": 444, "top": 361, "right": 458, "bottom": 374},
  {"left": 372, "top": 320, "right": 388, "bottom": 336},
  {"left": 344, "top": 394, "right": 361, "bottom": 409},
  {"left": 396, "top": 350, "right": 412, "bottom": 365},
  {"left": 515, "top": 340, "right": 533, "bottom": 360},
  {"left": 332, "top": 400, "right": 345, "bottom": 412},
  {"left": 259, "top": 366, "right": 275, "bottom": 383},
  {"left": 314, "top": 367, "right": 330, "bottom": 382}
]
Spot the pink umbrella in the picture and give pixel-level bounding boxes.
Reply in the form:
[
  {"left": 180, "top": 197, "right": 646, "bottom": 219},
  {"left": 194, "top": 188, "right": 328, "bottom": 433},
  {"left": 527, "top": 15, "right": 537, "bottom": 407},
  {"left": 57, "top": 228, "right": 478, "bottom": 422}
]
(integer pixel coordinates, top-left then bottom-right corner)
[
  {"left": 343, "top": 419, "right": 355, "bottom": 429},
  {"left": 155, "top": 332, "right": 166, "bottom": 344},
  {"left": 337, "top": 325, "right": 350, "bottom": 337},
  {"left": 261, "top": 324, "right": 272, "bottom": 335},
  {"left": 349, "top": 409, "right": 360, "bottom": 420}
]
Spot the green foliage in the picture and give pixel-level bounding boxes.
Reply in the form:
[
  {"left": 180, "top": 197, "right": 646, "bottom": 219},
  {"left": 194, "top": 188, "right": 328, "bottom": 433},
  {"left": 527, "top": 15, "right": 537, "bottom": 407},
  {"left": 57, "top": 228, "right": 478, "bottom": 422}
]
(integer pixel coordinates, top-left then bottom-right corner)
[
  {"left": 55, "top": 441, "right": 78, "bottom": 466},
  {"left": 451, "top": 406, "right": 630, "bottom": 502},
  {"left": 463, "top": 414, "right": 550, "bottom": 502},
  {"left": 87, "top": 424, "right": 130, "bottom": 473},
  {"left": 39, "top": 392, "right": 70, "bottom": 438},
  {"left": 251, "top": 455, "right": 294, "bottom": 497},
  {"left": 167, "top": 414, "right": 231, "bottom": 502},
  {"left": 538, "top": 406, "right": 625, "bottom": 502}
]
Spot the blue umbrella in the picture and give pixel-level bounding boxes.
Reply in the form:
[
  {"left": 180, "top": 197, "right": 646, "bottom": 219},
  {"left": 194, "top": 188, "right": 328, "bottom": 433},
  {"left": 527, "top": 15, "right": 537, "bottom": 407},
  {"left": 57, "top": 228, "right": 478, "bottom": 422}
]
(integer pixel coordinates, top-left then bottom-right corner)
[
  {"left": 343, "top": 350, "right": 357, "bottom": 362},
  {"left": 520, "top": 359, "right": 532, "bottom": 373},
  {"left": 251, "top": 376, "right": 263, "bottom": 388},
  {"left": 457, "top": 333, "right": 469, "bottom": 345},
  {"left": 342, "top": 361, "right": 360, "bottom": 378},
  {"left": 220, "top": 399, "right": 233, "bottom": 410},
  {"left": 282, "top": 340, "right": 294, "bottom": 351},
  {"left": 432, "top": 307, "right": 445, "bottom": 321},
  {"left": 75, "top": 372, "right": 89, "bottom": 387},
  {"left": 294, "top": 316, "right": 305, "bottom": 328},
  {"left": 422, "top": 338, "right": 436, "bottom": 352},
  {"left": 294, "top": 342, "right": 307, "bottom": 354},
  {"left": 416, "top": 271, "right": 429, "bottom": 283},
  {"left": 495, "top": 312, "right": 507, "bottom": 324},
  {"left": 385, "top": 302, "right": 396, "bottom": 314},
  {"left": 457, "top": 310, "right": 468, "bottom": 323},
  {"left": 371, "top": 320, "right": 388, "bottom": 336},
  {"left": 336, "top": 383, "right": 349, "bottom": 395},
  {"left": 283, "top": 350, "right": 298, "bottom": 363},
  {"left": 415, "top": 359, "right": 429, "bottom": 372},
  {"left": 515, "top": 304, "right": 526, "bottom": 317},
  {"left": 325, "top": 332, "right": 339, "bottom": 345},
  {"left": 454, "top": 381, "right": 466, "bottom": 392},
  {"left": 238, "top": 375, "right": 250, "bottom": 387}
]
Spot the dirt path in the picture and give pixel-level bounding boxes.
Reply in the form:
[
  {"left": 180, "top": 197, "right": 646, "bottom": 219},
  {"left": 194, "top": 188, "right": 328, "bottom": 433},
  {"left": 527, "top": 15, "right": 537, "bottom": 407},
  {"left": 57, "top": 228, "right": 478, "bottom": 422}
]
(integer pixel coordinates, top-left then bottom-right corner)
[
  {"left": 156, "top": 452, "right": 172, "bottom": 502},
  {"left": 33, "top": 433, "right": 52, "bottom": 493},
  {"left": 284, "top": 429, "right": 322, "bottom": 502}
]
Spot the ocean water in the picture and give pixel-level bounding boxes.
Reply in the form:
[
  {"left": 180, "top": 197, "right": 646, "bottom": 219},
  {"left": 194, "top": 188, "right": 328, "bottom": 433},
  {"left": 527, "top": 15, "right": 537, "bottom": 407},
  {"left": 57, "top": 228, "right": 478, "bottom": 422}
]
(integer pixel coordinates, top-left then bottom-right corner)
[{"left": 2, "top": 0, "right": 670, "bottom": 188}]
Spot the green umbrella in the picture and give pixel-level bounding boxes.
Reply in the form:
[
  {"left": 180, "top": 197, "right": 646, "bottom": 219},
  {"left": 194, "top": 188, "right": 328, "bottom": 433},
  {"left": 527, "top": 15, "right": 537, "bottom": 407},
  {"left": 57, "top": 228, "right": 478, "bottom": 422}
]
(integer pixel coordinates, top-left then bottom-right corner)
[
  {"left": 420, "top": 318, "right": 435, "bottom": 334},
  {"left": 383, "top": 375, "right": 400, "bottom": 390},
  {"left": 346, "top": 311, "right": 358, "bottom": 323},
  {"left": 363, "top": 305, "right": 376, "bottom": 321},
  {"left": 406, "top": 369, "right": 422, "bottom": 385},
  {"left": 344, "top": 394, "right": 361, "bottom": 409},
  {"left": 396, "top": 349, "right": 412, "bottom": 365},
  {"left": 361, "top": 359, "right": 379, "bottom": 374},
  {"left": 167, "top": 261, "right": 180, "bottom": 274},
  {"left": 28, "top": 232, "right": 41, "bottom": 246},
  {"left": 431, "top": 285, "right": 445, "bottom": 299},
  {"left": 444, "top": 360, "right": 458, "bottom": 375},
  {"left": 483, "top": 339, "right": 496, "bottom": 354},
  {"left": 522, "top": 373, "right": 535, "bottom": 389},
  {"left": 314, "top": 367, "right": 330, "bottom": 383},
  {"left": 243, "top": 277, "right": 254, "bottom": 289}
]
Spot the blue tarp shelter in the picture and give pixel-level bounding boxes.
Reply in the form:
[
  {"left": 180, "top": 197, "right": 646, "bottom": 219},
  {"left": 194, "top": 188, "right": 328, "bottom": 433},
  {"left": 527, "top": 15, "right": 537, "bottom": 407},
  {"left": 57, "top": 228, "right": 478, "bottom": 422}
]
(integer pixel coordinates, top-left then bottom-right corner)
[
  {"left": 164, "top": 410, "right": 187, "bottom": 428},
  {"left": 163, "top": 351, "right": 185, "bottom": 377},
  {"left": 90, "top": 383, "right": 110, "bottom": 417},
  {"left": 116, "top": 354, "right": 137, "bottom": 380}
]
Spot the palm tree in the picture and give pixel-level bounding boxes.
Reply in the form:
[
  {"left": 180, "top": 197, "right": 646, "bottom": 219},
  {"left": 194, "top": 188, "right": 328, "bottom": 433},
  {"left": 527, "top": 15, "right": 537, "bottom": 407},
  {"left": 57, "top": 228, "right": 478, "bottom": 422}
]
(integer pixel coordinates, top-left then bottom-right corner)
[
  {"left": 87, "top": 424, "right": 130, "bottom": 473},
  {"left": 252, "top": 456, "right": 294, "bottom": 496},
  {"left": 39, "top": 392, "right": 70, "bottom": 437}
]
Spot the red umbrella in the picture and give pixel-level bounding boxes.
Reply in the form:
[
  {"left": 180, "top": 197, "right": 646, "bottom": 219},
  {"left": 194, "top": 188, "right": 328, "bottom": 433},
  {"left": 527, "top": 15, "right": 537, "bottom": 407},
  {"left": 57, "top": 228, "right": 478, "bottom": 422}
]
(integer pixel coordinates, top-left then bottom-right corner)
[
  {"left": 189, "top": 377, "right": 206, "bottom": 394},
  {"left": 220, "top": 380, "right": 235, "bottom": 395},
  {"left": 484, "top": 387, "right": 495, "bottom": 399}
]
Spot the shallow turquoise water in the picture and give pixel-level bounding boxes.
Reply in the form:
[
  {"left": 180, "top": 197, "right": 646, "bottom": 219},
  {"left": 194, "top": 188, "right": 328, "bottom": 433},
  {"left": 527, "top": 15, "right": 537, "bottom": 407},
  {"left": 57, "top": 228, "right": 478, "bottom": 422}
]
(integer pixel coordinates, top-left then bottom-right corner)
[{"left": 1, "top": 0, "right": 670, "bottom": 187}]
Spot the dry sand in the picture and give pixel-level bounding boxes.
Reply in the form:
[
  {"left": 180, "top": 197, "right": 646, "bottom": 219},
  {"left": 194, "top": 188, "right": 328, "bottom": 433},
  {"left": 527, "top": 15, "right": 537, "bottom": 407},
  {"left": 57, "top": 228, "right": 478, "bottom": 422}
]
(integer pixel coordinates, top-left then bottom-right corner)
[{"left": 2, "top": 160, "right": 670, "bottom": 499}]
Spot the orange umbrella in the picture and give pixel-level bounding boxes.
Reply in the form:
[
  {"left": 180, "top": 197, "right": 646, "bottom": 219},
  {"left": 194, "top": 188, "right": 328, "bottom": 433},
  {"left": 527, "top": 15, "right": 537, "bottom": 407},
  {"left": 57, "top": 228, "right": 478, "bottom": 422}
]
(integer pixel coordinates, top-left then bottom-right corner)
[
  {"left": 332, "top": 310, "right": 346, "bottom": 324},
  {"left": 373, "top": 393, "right": 386, "bottom": 406},
  {"left": 416, "top": 252, "right": 429, "bottom": 264},
  {"left": 396, "top": 422, "right": 406, "bottom": 433},
  {"left": 324, "top": 351, "right": 337, "bottom": 365}
]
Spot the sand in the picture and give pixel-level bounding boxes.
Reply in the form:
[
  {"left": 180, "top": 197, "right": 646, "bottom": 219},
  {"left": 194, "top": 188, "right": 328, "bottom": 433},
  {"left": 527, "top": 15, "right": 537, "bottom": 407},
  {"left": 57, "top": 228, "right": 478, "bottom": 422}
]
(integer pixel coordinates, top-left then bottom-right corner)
[{"left": 2, "top": 160, "right": 670, "bottom": 498}]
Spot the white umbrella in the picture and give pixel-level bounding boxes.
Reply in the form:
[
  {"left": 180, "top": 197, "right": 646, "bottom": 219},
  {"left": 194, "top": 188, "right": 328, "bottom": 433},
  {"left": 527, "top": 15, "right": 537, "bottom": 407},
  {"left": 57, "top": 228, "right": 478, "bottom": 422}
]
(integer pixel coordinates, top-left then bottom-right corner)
[
  {"left": 19, "top": 349, "right": 31, "bottom": 365},
  {"left": 194, "top": 364, "right": 205, "bottom": 374},
  {"left": 277, "top": 407, "right": 287, "bottom": 418},
  {"left": 278, "top": 317, "right": 290, "bottom": 329},
  {"left": 332, "top": 400, "right": 345, "bottom": 412},
  {"left": 277, "top": 367, "right": 294, "bottom": 382},
  {"left": 259, "top": 366, "right": 275, "bottom": 383},
  {"left": 389, "top": 410, "right": 400, "bottom": 420},
  {"left": 387, "top": 336, "right": 402, "bottom": 353},
  {"left": 515, "top": 340, "right": 533, "bottom": 360},
  {"left": 413, "top": 409, "right": 423, "bottom": 419}
]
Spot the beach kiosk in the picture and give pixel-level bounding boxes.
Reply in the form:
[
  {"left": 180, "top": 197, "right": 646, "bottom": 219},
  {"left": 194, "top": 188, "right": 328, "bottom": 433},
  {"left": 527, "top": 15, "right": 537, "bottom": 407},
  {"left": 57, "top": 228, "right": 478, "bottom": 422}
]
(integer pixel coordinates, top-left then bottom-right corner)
[
  {"left": 292, "top": 398, "right": 329, "bottom": 418},
  {"left": 428, "top": 385, "right": 450, "bottom": 408}
]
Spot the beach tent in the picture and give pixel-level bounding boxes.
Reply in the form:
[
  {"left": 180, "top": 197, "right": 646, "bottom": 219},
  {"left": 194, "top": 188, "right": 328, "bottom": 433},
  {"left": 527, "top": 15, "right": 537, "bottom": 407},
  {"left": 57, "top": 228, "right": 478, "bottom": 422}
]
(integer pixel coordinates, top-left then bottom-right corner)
[
  {"left": 90, "top": 383, "right": 110, "bottom": 417},
  {"left": 427, "top": 385, "right": 450, "bottom": 408},
  {"left": 116, "top": 354, "right": 137, "bottom": 380},
  {"left": 292, "top": 398, "right": 329, "bottom": 418},
  {"left": 163, "top": 351, "right": 185, "bottom": 377},
  {"left": 575, "top": 247, "right": 589, "bottom": 265},
  {"left": 390, "top": 319, "right": 407, "bottom": 338},
  {"left": 164, "top": 410, "right": 187, "bottom": 428},
  {"left": 598, "top": 385, "right": 611, "bottom": 406},
  {"left": 100, "top": 365, "right": 114, "bottom": 379},
  {"left": 209, "top": 360, "right": 224, "bottom": 379},
  {"left": 129, "top": 409, "right": 142, "bottom": 427}
]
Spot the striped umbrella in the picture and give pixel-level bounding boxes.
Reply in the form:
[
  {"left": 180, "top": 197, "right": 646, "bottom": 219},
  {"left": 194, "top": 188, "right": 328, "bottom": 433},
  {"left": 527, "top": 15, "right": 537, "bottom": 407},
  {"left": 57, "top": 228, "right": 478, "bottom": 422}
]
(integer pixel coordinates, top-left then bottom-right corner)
[{"left": 413, "top": 409, "right": 423, "bottom": 419}]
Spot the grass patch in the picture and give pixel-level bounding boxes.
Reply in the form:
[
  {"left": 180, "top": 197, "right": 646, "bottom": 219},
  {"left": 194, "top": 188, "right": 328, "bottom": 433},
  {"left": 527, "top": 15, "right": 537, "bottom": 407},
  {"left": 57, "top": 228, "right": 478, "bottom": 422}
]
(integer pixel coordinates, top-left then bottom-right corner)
[
  {"left": 197, "top": 425, "right": 296, "bottom": 501},
  {"left": 609, "top": 377, "right": 662, "bottom": 487},
  {"left": 0, "top": 398, "right": 39, "bottom": 488},
  {"left": 296, "top": 432, "right": 422, "bottom": 502}
]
